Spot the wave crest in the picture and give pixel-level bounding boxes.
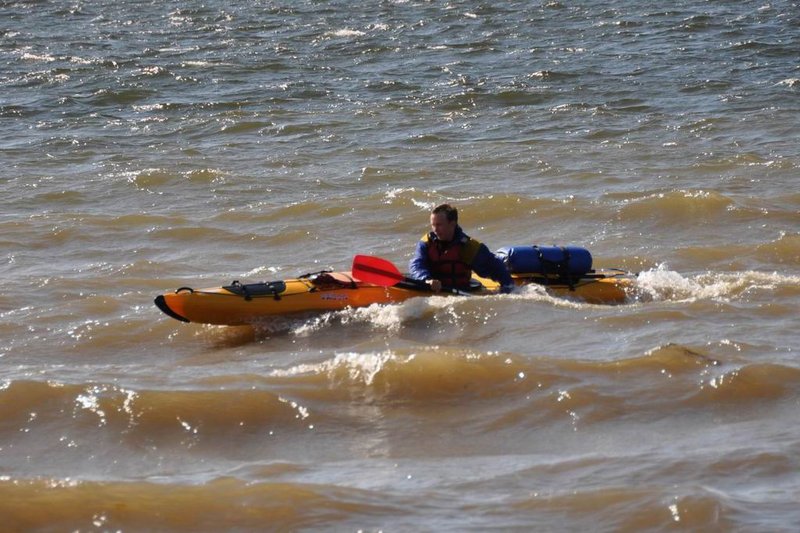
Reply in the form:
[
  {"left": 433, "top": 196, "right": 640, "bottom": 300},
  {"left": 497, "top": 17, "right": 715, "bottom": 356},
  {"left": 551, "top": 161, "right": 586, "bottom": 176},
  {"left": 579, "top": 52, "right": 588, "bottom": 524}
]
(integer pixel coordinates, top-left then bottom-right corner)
[{"left": 633, "top": 265, "right": 799, "bottom": 302}]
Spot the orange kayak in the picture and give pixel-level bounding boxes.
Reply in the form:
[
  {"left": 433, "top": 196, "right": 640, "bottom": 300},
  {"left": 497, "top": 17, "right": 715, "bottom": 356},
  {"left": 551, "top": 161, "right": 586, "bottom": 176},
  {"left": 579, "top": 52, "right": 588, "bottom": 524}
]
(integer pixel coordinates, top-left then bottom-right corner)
[{"left": 154, "top": 269, "right": 632, "bottom": 326}]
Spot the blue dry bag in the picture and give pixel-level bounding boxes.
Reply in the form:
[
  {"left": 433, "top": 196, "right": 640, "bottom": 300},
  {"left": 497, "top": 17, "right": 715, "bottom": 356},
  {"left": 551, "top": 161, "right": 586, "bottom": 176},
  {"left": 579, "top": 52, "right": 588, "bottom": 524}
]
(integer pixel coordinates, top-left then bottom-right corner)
[{"left": 495, "top": 245, "right": 592, "bottom": 277}]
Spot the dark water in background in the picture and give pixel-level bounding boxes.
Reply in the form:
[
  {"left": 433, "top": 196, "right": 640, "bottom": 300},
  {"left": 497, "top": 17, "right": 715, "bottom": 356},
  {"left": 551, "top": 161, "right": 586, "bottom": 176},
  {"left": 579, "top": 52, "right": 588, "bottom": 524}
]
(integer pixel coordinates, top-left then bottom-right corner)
[{"left": 2, "top": 1, "right": 799, "bottom": 530}]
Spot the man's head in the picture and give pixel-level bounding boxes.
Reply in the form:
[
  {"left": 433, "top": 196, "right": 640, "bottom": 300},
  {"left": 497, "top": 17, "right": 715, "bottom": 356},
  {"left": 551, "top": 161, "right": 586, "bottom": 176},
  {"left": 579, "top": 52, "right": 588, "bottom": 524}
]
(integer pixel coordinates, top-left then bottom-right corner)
[{"left": 430, "top": 203, "right": 458, "bottom": 242}]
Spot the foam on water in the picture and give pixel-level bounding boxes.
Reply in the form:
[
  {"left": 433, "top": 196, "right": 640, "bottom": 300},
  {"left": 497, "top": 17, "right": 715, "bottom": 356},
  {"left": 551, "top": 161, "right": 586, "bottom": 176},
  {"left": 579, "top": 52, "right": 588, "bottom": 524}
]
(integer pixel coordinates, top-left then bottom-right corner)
[
  {"left": 273, "top": 350, "right": 399, "bottom": 387},
  {"left": 291, "top": 295, "right": 453, "bottom": 336},
  {"left": 635, "top": 264, "right": 799, "bottom": 303}
]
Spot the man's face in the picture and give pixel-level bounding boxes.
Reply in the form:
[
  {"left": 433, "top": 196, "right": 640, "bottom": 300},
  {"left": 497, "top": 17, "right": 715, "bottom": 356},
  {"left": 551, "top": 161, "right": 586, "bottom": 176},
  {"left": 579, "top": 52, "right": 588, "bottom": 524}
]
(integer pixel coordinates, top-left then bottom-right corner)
[{"left": 430, "top": 212, "right": 457, "bottom": 242}]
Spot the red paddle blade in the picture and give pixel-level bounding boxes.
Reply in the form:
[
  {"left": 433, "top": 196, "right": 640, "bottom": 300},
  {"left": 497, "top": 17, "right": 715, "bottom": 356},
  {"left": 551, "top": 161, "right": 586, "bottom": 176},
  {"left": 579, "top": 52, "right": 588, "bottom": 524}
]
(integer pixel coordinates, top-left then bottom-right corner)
[{"left": 352, "top": 255, "right": 406, "bottom": 287}]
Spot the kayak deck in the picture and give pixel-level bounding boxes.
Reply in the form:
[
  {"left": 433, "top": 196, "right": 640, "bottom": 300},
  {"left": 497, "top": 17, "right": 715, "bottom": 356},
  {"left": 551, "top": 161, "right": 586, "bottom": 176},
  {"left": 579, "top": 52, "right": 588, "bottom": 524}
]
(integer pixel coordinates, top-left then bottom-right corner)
[{"left": 155, "top": 269, "right": 633, "bottom": 326}]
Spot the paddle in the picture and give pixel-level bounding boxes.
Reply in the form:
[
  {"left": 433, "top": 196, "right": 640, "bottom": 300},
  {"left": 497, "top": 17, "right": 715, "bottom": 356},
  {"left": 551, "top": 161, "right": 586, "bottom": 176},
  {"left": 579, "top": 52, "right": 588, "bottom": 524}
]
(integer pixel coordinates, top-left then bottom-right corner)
[{"left": 351, "top": 255, "right": 470, "bottom": 296}]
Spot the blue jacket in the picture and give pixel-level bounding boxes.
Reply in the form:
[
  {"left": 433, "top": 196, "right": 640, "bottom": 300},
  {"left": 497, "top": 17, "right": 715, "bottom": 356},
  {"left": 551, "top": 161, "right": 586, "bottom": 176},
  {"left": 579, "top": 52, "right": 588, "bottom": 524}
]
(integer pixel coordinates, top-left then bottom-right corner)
[{"left": 409, "top": 226, "right": 514, "bottom": 292}]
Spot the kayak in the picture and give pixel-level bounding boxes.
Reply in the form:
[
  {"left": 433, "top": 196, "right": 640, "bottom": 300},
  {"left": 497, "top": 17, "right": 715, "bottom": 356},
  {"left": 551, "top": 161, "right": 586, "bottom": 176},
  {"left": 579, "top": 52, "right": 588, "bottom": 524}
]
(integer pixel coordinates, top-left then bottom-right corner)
[{"left": 154, "top": 254, "right": 633, "bottom": 326}]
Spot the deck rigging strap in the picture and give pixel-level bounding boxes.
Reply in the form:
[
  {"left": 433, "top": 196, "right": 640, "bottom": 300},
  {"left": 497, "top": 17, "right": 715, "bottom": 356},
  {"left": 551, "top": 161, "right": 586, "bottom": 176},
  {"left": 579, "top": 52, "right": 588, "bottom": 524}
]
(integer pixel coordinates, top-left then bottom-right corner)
[
  {"left": 224, "top": 280, "right": 285, "bottom": 301},
  {"left": 534, "top": 245, "right": 576, "bottom": 290}
]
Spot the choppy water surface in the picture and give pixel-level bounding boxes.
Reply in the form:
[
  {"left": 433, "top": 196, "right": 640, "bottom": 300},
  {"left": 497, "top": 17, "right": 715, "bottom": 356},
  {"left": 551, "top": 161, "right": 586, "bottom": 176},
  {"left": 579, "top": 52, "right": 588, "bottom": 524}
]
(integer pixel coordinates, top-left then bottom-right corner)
[{"left": 2, "top": 0, "right": 799, "bottom": 530}]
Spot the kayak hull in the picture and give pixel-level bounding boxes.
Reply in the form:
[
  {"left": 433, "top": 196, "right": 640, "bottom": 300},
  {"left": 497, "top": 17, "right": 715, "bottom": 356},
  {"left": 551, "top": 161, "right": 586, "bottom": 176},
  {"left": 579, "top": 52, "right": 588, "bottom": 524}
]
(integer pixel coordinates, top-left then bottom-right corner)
[{"left": 155, "top": 270, "right": 633, "bottom": 326}]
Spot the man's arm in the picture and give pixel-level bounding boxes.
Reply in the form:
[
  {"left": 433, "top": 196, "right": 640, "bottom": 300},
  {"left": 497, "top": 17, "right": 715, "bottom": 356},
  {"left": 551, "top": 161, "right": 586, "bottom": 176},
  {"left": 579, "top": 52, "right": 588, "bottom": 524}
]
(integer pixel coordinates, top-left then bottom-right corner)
[
  {"left": 408, "top": 240, "right": 433, "bottom": 281},
  {"left": 471, "top": 244, "right": 514, "bottom": 290}
]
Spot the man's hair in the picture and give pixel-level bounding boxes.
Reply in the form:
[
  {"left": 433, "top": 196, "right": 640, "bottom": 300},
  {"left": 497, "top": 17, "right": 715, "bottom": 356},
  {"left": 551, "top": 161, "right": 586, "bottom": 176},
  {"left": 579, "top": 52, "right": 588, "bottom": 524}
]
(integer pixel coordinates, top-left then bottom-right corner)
[{"left": 432, "top": 203, "right": 458, "bottom": 222}]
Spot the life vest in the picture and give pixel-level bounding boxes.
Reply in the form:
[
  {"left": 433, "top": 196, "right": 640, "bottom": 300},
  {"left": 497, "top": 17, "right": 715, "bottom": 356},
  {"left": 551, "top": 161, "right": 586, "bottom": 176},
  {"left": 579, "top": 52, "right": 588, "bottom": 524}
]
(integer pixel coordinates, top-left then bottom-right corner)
[{"left": 422, "top": 232, "right": 482, "bottom": 289}]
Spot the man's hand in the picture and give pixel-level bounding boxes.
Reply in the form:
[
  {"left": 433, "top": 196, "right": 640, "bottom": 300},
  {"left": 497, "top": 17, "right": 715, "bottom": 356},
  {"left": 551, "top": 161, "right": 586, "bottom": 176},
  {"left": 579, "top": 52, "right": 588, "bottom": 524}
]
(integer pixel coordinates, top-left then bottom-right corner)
[{"left": 426, "top": 279, "right": 442, "bottom": 292}]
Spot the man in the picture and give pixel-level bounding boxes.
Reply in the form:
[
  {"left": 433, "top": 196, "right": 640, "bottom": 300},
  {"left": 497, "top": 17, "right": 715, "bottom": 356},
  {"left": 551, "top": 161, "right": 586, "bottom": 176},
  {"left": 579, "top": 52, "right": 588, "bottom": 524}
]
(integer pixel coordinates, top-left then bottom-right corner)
[{"left": 409, "top": 204, "right": 515, "bottom": 293}]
